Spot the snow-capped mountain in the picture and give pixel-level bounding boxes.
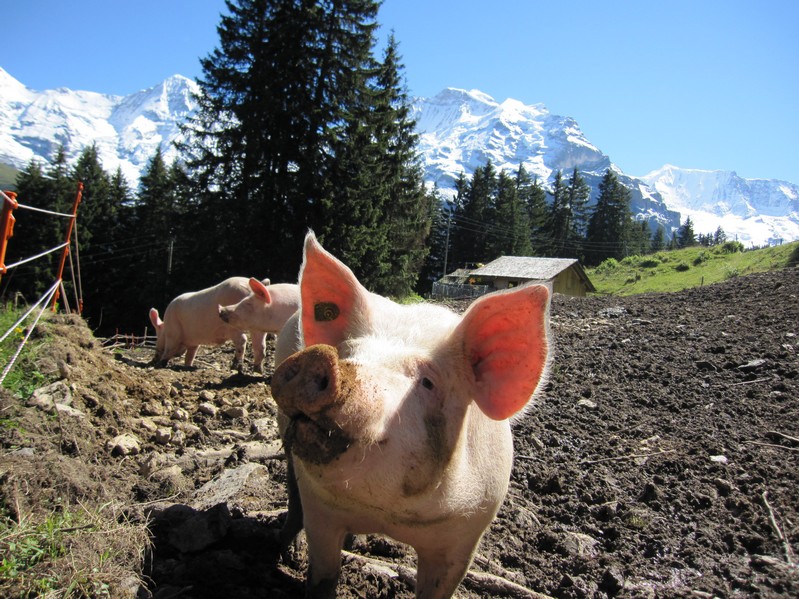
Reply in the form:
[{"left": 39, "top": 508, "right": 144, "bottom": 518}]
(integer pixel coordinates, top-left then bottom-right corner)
[
  {"left": 1, "top": 67, "right": 797, "bottom": 246},
  {"left": 0, "top": 67, "right": 197, "bottom": 185},
  {"left": 411, "top": 88, "right": 681, "bottom": 234},
  {"left": 641, "top": 165, "right": 799, "bottom": 246}
]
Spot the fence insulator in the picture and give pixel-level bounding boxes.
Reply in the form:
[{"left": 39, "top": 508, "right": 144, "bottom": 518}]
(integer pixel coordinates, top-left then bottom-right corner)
[{"left": 0, "top": 191, "right": 19, "bottom": 279}]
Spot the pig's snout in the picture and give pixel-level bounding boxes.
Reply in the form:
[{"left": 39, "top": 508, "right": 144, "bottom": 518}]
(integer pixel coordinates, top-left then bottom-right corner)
[
  {"left": 272, "top": 344, "right": 353, "bottom": 465},
  {"left": 272, "top": 344, "right": 340, "bottom": 417},
  {"left": 218, "top": 304, "right": 231, "bottom": 323}
]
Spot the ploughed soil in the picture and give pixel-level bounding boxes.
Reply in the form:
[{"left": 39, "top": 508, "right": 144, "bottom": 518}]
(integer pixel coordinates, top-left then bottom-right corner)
[{"left": 1, "top": 267, "right": 798, "bottom": 598}]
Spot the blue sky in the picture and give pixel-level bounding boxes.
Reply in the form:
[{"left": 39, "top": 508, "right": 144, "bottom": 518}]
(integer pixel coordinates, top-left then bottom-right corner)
[{"left": 4, "top": 0, "right": 798, "bottom": 183}]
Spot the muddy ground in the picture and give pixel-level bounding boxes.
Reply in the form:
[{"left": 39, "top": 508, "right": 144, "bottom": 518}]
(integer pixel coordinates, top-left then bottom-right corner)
[{"left": 1, "top": 267, "right": 798, "bottom": 598}]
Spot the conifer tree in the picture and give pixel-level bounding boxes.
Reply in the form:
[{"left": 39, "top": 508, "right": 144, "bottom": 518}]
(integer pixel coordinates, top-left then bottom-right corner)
[
  {"left": 585, "top": 168, "right": 632, "bottom": 265},
  {"left": 4, "top": 160, "right": 54, "bottom": 299},
  {"left": 544, "top": 170, "right": 568, "bottom": 256},
  {"left": 515, "top": 167, "right": 547, "bottom": 253},
  {"left": 677, "top": 216, "right": 697, "bottom": 248},
  {"left": 651, "top": 223, "right": 666, "bottom": 252},
  {"left": 181, "top": 0, "right": 383, "bottom": 284},
  {"left": 487, "top": 170, "right": 533, "bottom": 259},
  {"left": 133, "top": 147, "right": 183, "bottom": 311},
  {"left": 452, "top": 162, "right": 497, "bottom": 265}
]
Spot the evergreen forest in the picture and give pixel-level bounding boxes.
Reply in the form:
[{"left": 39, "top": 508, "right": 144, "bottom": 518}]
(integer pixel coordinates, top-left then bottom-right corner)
[{"left": 1, "top": 0, "right": 720, "bottom": 336}]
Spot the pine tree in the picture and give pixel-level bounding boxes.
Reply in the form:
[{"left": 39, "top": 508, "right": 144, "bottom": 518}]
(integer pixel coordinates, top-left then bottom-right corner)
[
  {"left": 369, "top": 34, "right": 435, "bottom": 296},
  {"left": 418, "top": 192, "right": 451, "bottom": 291},
  {"left": 544, "top": 170, "right": 568, "bottom": 256},
  {"left": 651, "top": 223, "right": 666, "bottom": 252},
  {"left": 4, "top": 160, "right": 55, "bottom": 300},
  {"left": 452, "top": 162, "right": 497, "bottom": 265},
  {"left": 515, "top": 167, "right": 547, "bottom": 253},
  {"left": 486, "top": 170, "right": 533, "bottom": 259},
  {"left": 133, "top": 147, "right": 182, "bottom": 312},
  {"left": 180, "top": 0, "right": 382, "bottom": 284},
  {"left": 585, "top": 169, "right": 632, "bottom": 265},
  {"left": 677, "top": 216, "right": 697, "bottom": 248}
]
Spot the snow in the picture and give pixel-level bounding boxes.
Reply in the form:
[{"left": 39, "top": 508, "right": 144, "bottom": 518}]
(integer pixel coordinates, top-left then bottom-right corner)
[{"left": 0, "top": 69, "right": 797, "bottom": 246}]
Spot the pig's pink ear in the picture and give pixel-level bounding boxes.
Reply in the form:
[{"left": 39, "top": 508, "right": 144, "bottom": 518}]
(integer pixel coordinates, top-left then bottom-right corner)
[
  {"left": 457, "top": 285, "right": 550, "bottom": 421},
  {"left": 149, "top": 308, "right": 163, "bottom": 329},
  {"left": 249, "top": 277, "right": 272, "bottom": 303},
  {"left": 299, "top": 232, "right": 368, "bottom": 347}
]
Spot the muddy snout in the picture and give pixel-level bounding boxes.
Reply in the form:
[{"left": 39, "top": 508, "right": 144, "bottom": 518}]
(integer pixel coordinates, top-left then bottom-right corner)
[{"left": 271, "top": 344, "right": 341, "bottom": 417}]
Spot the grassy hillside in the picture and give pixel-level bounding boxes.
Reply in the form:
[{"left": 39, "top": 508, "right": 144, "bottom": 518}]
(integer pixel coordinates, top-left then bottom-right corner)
[
  {"left": 0, "top": 163, "right": 20, "bottom": 192},
  {"left": 587, "top": 240, "right": 799, "bottom": 296}
]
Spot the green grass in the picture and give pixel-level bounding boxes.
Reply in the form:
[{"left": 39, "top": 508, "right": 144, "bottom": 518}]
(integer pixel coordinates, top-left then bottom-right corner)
[
  {"left": 0, "top": 306, "right": 48, "bottom": 398},
  {"left": 587, "top": 240, "right": 799, "bottom": 296},
  {"left": 0, "top": 163, "right": 19, "bottom": 193},
  {"left": 0, "top": 499, "right": 147, "bottom": 597}
]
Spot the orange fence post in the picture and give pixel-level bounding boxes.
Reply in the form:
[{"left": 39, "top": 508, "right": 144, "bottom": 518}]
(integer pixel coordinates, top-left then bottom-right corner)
[
  {"left": 52, "top": 182, "right": 83, "bottom": 312},
  {"left": 0, "top": 191, "right": 18, "bottom": 282}
]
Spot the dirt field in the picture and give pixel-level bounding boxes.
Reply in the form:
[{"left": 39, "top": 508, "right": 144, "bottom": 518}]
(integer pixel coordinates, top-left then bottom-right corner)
[{"left": 1, "top": 267, "right": 798, "bottom": 598}]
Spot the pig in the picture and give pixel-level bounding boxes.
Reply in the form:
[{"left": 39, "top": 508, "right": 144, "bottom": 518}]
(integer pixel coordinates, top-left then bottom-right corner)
[
  {"left": 271, "top": 232, "right": 551, "bottom": 598},
  {"left": 149, "top": 276, "right": 269, "bottom": 369},
  {"left": 217, "top": 278, "right": 300, "bottom": 373}
]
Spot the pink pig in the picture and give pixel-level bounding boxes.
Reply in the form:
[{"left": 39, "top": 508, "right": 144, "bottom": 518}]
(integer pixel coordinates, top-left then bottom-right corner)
[
  {"left": 149, "top": 276, "right": 267, "bottom": 369},
  {"left": 217, "top": 278, "right": 300, "bottom": 373},
  {"left": 271, "top": 232, "right": 551, "bottom": 598}
]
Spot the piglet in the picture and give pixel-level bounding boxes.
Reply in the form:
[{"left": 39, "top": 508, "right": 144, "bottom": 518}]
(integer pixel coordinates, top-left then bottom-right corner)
[
  {"left": 149, "top": 276, "right": 266, "bottom": 369},
  {"left": 271, "top": 232, "right": 550, "bottom": 598},
  {"left": 217, "top": 279, "right": 299, "bottom": 373}
]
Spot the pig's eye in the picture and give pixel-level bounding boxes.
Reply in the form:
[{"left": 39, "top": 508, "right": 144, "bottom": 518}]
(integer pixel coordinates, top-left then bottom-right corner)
[{"left": 421, "top": 377, "right": 434, "bottom": 390}]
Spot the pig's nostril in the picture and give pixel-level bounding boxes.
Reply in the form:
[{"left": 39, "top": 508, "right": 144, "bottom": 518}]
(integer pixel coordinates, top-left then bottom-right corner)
[{"left": 317, "top": 375, "right": 329, "bottom": 392}]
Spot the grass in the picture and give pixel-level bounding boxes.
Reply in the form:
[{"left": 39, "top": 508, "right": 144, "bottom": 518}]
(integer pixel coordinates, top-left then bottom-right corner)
[
  {"left": 0, "top": 499, "right": 148, "bottom": 597},
  {"left": 0, "top": 163, "right": 19, "bottom": 193},
  {"left": 586, "top": 240, "right": 799, "bottom": 296},
  {"left": 0, "top": 306, "right": 48, "bottom": 399}
]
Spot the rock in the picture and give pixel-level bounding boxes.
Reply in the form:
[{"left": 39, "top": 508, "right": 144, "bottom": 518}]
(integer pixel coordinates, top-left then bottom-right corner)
[
  {"left": 108, "top": 433, "right": 141, "bottom": 457},
  {"left": 222, "top": 406, "right": 248, "bottom": 419},
  {"left": 198, "top": 390, "right": 216, "bottom": 402},
  {"left": 190, "top": 463, "right": 269, "bottom": 511},
  {"left": 198, "top": 402, "right": 218, "bottom": 417},
  {"left": 154, "top": 428, "right": 173, "bottom": 445},
  {"left": 167, "top": 503, "right": 232, "bottom": 553},
  {"left": 55, "top": 403, "right": 85, "bottom": 418},
  {"left": 27, "top": 381, "right": 72, "bottom": 411},
  {"left": 577, "top": 398, "right": 597, "bottom": 409},
  {"left": 174, "top": 422, "right": 202, "bottom": 438},
  {"left": 250, "top": 417, "right": 279, "bottom": 441},
  {"left": 560, "top": 531, "right": 599, "bottom": 559},
  {"left": 738, "top": 358, "right": 768, "bottom": 372},
  {"left": 171, "top": 407, "right": 190, "bottom": 421},
  {"left": 142, "top": 401, "right": 166, "bottom": 416}
]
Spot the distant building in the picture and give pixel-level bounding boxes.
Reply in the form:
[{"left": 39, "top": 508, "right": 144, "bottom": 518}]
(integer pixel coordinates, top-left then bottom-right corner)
[{"left": 432, "top": 256, "right": 595, "bottom": 299}]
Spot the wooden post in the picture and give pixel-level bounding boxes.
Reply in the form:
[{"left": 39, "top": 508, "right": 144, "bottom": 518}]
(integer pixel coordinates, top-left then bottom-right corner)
[{"left": 52, "top": 182, "right": 83, "bottom": 311}]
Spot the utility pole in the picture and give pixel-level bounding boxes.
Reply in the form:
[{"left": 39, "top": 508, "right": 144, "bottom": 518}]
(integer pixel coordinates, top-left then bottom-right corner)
[{"left": 443, "top": 213, "right": 451, "bottom": 277}]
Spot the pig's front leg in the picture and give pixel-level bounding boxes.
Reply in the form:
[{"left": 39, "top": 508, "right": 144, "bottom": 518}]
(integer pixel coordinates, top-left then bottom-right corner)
[
  {"left": 251, "top": 331, "right": 267, "bottom": 374},
  {"left": 415, "top": 538, "right": 480, "bottom": 599},
  {"left": 227, "top": 331, "right": 246, "bottom": 371},
  {"left": 303, "top": 505, "right": 348, "bottom": 598}
]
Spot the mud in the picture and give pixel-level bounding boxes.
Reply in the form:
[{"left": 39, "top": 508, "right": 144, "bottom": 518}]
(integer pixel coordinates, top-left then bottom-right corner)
[{"left": 1, "top": 267, "right": 797, "bottom": 598}]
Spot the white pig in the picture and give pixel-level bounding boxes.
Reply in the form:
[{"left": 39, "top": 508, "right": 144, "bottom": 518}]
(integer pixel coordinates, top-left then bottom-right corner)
[
  {"left": 149, "top": 276, "right": 267, "bottom": 369},
  {"left": 217, "top": 279, "right": 300, "bottom": 373},
  {"left": 271, "top": 232, "right": 551, "bottom": 598}
]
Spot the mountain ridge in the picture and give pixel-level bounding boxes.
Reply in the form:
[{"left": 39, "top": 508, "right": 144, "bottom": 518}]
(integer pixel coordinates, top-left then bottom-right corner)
[{"left": 1, "top": 68, "right": 797, "bottom": 246}]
